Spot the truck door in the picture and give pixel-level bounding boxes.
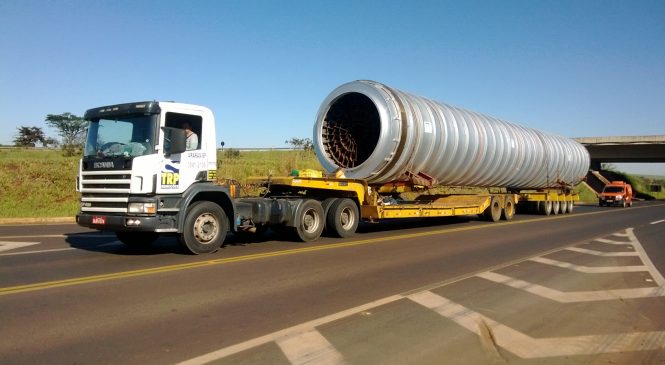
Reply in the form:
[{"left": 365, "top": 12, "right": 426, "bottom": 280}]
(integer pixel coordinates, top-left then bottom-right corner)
[{"left": 157, "top": 111, "right": 208, "bottom": 195}]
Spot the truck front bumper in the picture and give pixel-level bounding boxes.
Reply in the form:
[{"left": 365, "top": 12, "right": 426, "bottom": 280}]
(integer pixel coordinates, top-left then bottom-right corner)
[{"left": 76, "top": 213, "right": 177, "bottom": 232}]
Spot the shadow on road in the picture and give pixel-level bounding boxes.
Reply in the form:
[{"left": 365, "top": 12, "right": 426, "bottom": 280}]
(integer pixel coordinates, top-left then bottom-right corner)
[
  {"left": 62, "top": 214, "right": 491, "bottom": 255},
  {"left": 64, "top": 231, "right": 183, "bottom": 256}
]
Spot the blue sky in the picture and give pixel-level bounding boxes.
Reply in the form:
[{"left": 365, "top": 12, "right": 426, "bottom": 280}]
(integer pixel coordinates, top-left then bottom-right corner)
[{"left": 1, "top": 0, "right": 664, "bottom": 174}]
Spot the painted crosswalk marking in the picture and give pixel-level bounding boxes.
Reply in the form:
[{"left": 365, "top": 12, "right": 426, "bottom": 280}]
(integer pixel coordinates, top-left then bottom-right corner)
[
  {"left": 276, "top": 329, "right": 345, "bottom": 365},
  {"left": 476, "top": 271, "right": 664, "bottom": 302},
  {"left": 528, "top": 256, "right": 646, "bottom": 273},
  {"left": 566, "top": 246, "right": 637, "bottom": 256},
  {"left": 408, "top": 290, "right": 665, "bottom": 358}
]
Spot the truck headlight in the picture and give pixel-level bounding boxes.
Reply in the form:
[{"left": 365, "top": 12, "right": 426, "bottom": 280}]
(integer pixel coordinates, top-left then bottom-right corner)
[
  {"left": 128, "top": 202, "right": 157, "bottom": 214},
  {"left": 616, "top": 196, "right": 623, "bottom": 200}
]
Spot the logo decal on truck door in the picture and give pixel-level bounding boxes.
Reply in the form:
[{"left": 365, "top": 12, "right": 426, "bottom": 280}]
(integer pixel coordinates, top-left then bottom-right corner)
[{"left": 161, "top": 163, "right": 180, "bottom": 189}]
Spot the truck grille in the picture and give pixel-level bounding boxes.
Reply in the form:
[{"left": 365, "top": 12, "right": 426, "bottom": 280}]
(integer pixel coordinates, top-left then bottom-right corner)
[{"left": 80, "top": 170, "right": 131, "bottom": 213}]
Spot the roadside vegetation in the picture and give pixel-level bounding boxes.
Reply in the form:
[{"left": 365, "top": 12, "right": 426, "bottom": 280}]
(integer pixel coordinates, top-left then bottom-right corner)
[
  {"left": 0, "top": 148, "right": 320, "bottom": 218},
  {"left": 1, "top": 148, "right": 662, "bottom": 218}
]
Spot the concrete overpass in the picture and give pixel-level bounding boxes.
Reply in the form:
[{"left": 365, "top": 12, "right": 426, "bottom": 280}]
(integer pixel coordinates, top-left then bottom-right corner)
[{"left": 574, "top": 135, "right": 665, "bottom": 171}]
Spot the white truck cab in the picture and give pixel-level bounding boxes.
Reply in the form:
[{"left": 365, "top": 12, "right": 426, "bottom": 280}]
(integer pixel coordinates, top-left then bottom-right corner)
[{"left": 76, "top": 101, "right": 235, "bottom": 253}]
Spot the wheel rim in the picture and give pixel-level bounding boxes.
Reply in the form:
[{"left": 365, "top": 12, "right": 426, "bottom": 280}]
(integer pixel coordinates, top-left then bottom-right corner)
[
  {"left": 302, "top": 208, "right": 321, "bottom": 233},
  {"left": 193, "top": 213, "right": 218, "bottom": 244},
  {"left": 340, "top": 207, "right": 355, "bottom": 229}
]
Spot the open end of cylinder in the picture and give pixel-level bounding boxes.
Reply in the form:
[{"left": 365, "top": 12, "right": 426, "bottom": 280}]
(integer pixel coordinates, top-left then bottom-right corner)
[{"left": 321, "top": 92, "right": 381, "bottom": 168}]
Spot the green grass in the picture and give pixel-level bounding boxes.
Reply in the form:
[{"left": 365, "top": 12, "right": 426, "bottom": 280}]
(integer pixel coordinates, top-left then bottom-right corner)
[
  {"left": 0, "top": 148, "right": 80, "bottom": 218},
  {"left": 217, "top": 149, "right": 321, "bottom": 182},
  {"left": 576, "top": 183, "right": 599, "bottom": 203},
  {"left": 0, "top": 148, "right": 321, "bottom": 218}
]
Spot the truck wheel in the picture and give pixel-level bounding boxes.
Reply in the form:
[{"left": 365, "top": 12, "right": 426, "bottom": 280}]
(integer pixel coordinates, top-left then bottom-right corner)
[
  {"left": 559, "top": 200, "right": 568, "bottom": 214},
  {"left": 567, "top": 200, "right": 574, "bottom": 214},
  {"left": 293, "top": 199, "right": 324, "bottom": 242},
  {"left": 483, "top": 196, "right": 502, "bottom": 222},
  {"left": 621, "top": 200, "right": 626, "bottom": 208},
  {"left": 552, "top": 200, "right": 560, "bottom": 215},
  {"left": 540, "top": 200, "right": 552, "bottom": 216},
  {"left": 180, "top": 201, "right": 228, "bottom": 254},
  {"left": 116, "top": 232, "right": 158, "bottom": 248},
  {"left": 327, "top": 198, "right": 359, "bottom": 237},
  {"left": 501, "top": 198, "right": 515, "bottom": 221}
]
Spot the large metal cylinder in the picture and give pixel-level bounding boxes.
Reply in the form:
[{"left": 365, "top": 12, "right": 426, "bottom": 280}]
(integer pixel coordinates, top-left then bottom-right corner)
[{"left": 313, "top": 80, "right": 590, "bottom": 188}]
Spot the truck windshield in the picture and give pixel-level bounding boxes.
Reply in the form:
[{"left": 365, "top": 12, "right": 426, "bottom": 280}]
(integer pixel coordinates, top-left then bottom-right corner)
[
  {"left": 84, "top": 115, "right": 158, "bottom": 158},
  {"left": 603, "top": 186, "right": 624, "bottom": 193}
]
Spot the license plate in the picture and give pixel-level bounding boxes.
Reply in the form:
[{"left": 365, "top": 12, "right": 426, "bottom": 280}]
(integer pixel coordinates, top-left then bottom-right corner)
[{"left": 92, "top": 216, "right": 106, "bottom": 225}]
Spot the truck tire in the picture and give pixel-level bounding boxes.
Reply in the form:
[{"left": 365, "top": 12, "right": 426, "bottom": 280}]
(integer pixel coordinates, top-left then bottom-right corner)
[
  {"left": 539, "top": 200, "right": 552, "bottom": 216},
  {"left": 567, "top": 200, "right": 574, "bottom": 214},
  {"left": 552, "top": 200, "right": 560, "bottom": 215},
  {"left": 483, "top": 196, "right": 502, "bottom": 222},
  {"left": 559, "top": 200, "right": 568, "bottom": 214},
  {"left": 501, "top": 198, "right": 515, "bottom": 221},
  {"left": 326, "top": 198, "right": 359, "bottom": 237},
  {"left": 180, "top": 201, "right": 228, "bottom": 254},
  {"left": 116, "top": 232, "right": 158, "bottom": 248},
  {"left": 293, "top": 199, "right": 324, "bottom": 242}
]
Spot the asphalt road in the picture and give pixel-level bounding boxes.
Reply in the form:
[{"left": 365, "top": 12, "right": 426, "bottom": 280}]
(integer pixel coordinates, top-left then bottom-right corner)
[{"left": 1, "top": 202, "right": 664, "bottom": 364}]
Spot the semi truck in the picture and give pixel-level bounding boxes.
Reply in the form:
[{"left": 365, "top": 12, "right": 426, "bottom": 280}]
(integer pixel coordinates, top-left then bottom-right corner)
[{"left": 76, "top": 81, "right": 590, "bottom": 254}]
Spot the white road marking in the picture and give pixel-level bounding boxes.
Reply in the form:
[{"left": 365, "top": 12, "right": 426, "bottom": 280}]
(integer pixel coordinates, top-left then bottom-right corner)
[
  {"left": 476, "top": 271, "right": 664, "bottom": 302},
  {"left": 625, "top": 228, "right": 665, "bottom": 286},
  {"left": 528, "top": 256, "right": 647, "bottom": 273},
  {"left": 0, "top": 234, "right": 115, "bottom": 240},
  {"left": 0, "top": 241, "right": 40, "bottom": 253},
  {"left": 594, "top": 237, "right": 630, "bottom": 245},
  {"left": 566, "top": 247, "right": 637, "bottom": 256},
  {"left": 176, "top": 295, "right": 403, "bottom": 365},
  {"left": 650, "top": 219, "right": 665, "bottom": 225},
  {"left": 0, "top": 247, "right": 76, "bottom": 257},
  {"left": 0, "top": 235, "right": 121, "bottom": 257},
  {"left": 408, "top": 291, "right": 665, "bottom": 358},
  {"left": 276, "top": 329, "right": 346, "bottom": 365}
]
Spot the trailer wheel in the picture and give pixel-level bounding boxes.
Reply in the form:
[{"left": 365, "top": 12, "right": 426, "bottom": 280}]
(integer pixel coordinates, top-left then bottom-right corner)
[
  {"left": 483, "top": 196, "right": 502, "bottom": 222},
  {"left": 293, "top": 199, "right": 324, "bottom": 242},
  {"left": 327, "top": 198, "right": 359, "bottom": 237},
  {"left": 567, "top": 199, "right": 574, "bottom": 213},
  {"left": 552, "top": 200, "right": 560, "bottom": 215},
  {"left": 539, "top": 200, "right": 553, "bottom": 216},
  {"left": 116, "top": 232, "right": 158, "bottom": 248},
  {"left": 501, "top": 198, "right": 515, "bottom": 221},
  {"left": 180, "top": 201, "right": 228, "bottom": 254},
  {"left": 559, "top": 200, "right": 568, "bottom": 214}
]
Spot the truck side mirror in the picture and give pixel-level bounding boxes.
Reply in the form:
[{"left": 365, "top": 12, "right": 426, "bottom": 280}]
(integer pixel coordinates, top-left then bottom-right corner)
[{"left": 162, "top": 127, "right": 187, "bottom": 156}]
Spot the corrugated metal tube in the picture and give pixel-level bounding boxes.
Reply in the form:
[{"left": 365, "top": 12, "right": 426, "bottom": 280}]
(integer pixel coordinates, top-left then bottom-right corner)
[{"left": 313, "top": 80, "right": 590, "bottom": 188}]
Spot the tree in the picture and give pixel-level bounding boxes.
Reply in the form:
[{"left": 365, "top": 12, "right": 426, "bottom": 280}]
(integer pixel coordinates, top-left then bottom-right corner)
[
  {"left": 285, "top": 137, "right": 313, "bottom": 151},
  {"left": 45, "top": 112, "right": 87, "bottom": 156},
  {"left": 13, "top": 126, "right": 45, "bottom": 147}
]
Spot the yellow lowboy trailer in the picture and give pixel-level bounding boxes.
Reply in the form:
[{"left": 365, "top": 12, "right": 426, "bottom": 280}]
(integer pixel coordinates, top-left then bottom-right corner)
[{"left": 246, "top": 176, "right": 582, "bottom": 241}]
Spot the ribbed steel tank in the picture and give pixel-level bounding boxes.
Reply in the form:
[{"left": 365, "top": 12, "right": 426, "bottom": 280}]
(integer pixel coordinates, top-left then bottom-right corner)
[{"left": 313, "top": 80, "right": 590, "bottom": 188}]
